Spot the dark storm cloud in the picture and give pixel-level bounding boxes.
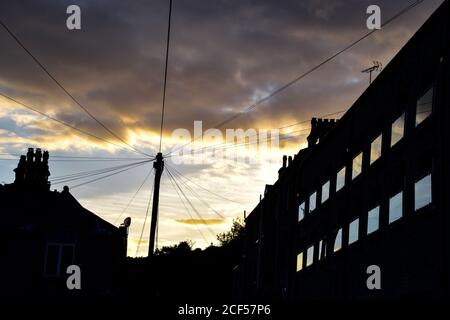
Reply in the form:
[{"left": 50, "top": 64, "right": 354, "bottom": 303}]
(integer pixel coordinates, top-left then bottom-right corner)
[{"left": 0, "top": 0, "right": 444, "bottom": 142}]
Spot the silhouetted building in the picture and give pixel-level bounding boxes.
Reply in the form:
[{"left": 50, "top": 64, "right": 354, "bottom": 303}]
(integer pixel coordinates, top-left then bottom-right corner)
[
  {"left": 0, "top": 148, "right": 130, "bottom": 298},
  {"left": 233, "top": 1, "right": 450, "bottom": 300}
]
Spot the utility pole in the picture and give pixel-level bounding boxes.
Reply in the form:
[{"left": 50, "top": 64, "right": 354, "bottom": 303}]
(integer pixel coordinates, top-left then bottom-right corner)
[{"left": 148, "top": 152, "right": 164, "bottom": 257}]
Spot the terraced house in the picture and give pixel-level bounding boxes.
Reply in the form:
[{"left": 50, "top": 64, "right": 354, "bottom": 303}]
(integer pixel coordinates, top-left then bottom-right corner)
[{"left": 233, "top": 1, "right": 450, "bottom": 300}]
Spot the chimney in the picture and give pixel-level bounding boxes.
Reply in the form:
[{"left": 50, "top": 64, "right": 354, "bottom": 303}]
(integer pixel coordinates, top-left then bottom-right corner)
[
  {"left": 288, "top": 156, "right": 293, "bottom": 166},
  {"left": 307, "top": 117, "right": 338, "bottom": 148},
  {"left": 43, "top": 151, "right": 49, "bottom": 164},
  {"left": 35, "top": 148, "right": 42, "bottom": 163},
  {"left": 13, "top": 155, "right": 27, "bottom": 184},
  {"left": 26, "top": 148, "right": 34, "bottom": 163},
  {"left": 279, "top": 155, "right": 288, "bottom": 178},
  {"left": 14, "top": 148, "right": 51, "bottom": 190}
]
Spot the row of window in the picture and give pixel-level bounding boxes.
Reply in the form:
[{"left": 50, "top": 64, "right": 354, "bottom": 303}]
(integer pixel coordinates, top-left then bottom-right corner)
[
  {"left": 296, "top": 173, "right": 432, "bottom": 272},
  {"left": 298, "top": 86, "right": 434, "bottom": 222}
]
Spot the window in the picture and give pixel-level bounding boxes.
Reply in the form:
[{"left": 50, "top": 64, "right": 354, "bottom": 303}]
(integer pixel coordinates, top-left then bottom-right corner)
[
  {"left": 367, "top": 206, "right": 380, "bottom": 234},
  {"left": 416, "top": 87, "right": 433, "bottom": 126},
  {"left": 415, "top": 174, "right": 432, "bottom": 211},
  {"left": 370, "top": 134, "right": 382, "bottom": 164},
  {"left": 306, "top": 245, "right": 314, "bottom": 267},
  {"left": 45, "top": 243, "right": 75, "bottom": 276},
  {"left": 389, "top": 191, "right": 403, "bottom": 224},
  {"left": 334, "top": 229, "right": 342, "bottom": 252},
  {"left": 296, "top": 252, "right": 303, "bottom": 272},
  {"left": 336, "top": 167, "right": 345, "bottom": 191},
  {"left": 298, "top": 202, "right": 306, "bottom": 221},
  {"left": 391, "top": 113, "right": 405, "bottom": 147},
  {"left": 352, "top": 152, "right": 363, "bottom": 179},
  {"left": 309, "top": 192, "right": 317, "bottom": 212},
  {"left": 318, "top": 240, "right": 323, "bottom": 260},
  {"left": 349, "top": 218, "right": 359, "bottom": 245},
  {"left": 321, "top": 181, "right": 330, "bottom": 203}
]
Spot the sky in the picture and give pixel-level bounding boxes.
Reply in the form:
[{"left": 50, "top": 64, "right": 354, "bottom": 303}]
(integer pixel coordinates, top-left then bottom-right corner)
[{"left": 0, "top": 0, "right": 444, "bottom": 256}]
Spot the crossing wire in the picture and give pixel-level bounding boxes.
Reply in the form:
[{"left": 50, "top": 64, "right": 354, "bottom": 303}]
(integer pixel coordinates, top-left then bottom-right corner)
[
  {"left": 136, "top": 177, "right": 155, "bottom": 256},
  {"left": 113, "top": 167, "right": 154, "bottom": 225},
  {"left": 165, "top": 166, "right": 217, "bottom": 239},
  {"left": 158, "top": 0, "right": 173, "bottom": 152},
  {"left": 165, "top": 0, "right": 426, "bottom": 157},
  {"left": 0, "top": 20, "right": 152, "bottom": 158},
  {"left": 164, "top": 169, "right": 210, "bottom": 245},
  {"left": 0, "top": 92, "right": 149, "bottom": 156},
  {"left": 69, "top": 161, "right": 151, "bottom": 189}
]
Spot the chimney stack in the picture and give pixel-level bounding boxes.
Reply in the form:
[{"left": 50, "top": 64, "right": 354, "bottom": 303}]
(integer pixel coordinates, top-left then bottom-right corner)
[
  {"left": 26, "top": 148, "right": 34, "bottom": 163},
  {"left": 35, "top": 148, "right": 42, "bottom": 164}
]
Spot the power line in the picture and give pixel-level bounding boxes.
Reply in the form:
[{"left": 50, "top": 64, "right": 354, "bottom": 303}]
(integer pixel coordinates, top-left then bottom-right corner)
[
  {"left": 165, "top": 107, "right": 348, "bottom": 158},
  {"left": 136, "top": 178, "right": 155, "bottom": 256},
  {"left": 158, "top": 0, "right": 173, "bottom": 152},
  {"left": 167, "top": 164, "right": 225, "bottom": 219},
  {"left": 51, "top": 159, "right": 153, "bottom": 183},
  {"left": 113, "top": 167, "right": 154, "bottom": 225},
  {"left": 69, "top": 161, "right": 150, "bottom": 189},
  {"left": 0, "top": 153, "right": 148, "bottom": 160},
  {"left": 167, "top": 127, "right": 311, "bottom": 158},
  {"left": 165, "top": 0, "right": 425, "bottom": 156},
  {"left": 165, "top": 166, "right": 216, "bottom": 239},
  {"left": 0, "top": 20, "right": 152, "bottom": 158},
  {"left": 0, "top": 92, "right": 149, "bottom": 156},
  {"left": 167, "top": 163, "right": 245, "bottom": 206},
  {"left": 164, "top": 169, "right": 209, "bottom": 245}
]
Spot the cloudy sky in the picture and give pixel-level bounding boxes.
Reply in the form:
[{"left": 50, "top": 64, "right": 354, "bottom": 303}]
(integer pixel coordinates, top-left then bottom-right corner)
[{"left": 0, "top": 0, "right": 444, "bottom": 255}]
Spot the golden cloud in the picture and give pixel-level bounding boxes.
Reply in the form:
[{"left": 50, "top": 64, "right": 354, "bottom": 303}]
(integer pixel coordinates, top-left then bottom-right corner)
[{"left": 175, "top": 219, "right": 224, "bottom": 225}]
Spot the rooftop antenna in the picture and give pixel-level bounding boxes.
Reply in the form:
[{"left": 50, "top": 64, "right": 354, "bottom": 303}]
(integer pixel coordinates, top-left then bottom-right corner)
[{"left": 361, "top": 61, "right": 382, "bottom": 84}]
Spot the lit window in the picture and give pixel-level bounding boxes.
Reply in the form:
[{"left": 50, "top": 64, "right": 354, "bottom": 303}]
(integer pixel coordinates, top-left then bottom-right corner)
[
  {"left": 367, "top": 206, "right": 380, "bottom": 234},
  {"left": 415, "top": 174, "right": 432, "bottom": 211},
  {"left": 416, "top": 87, "right": 433, "bottom": 126},
  {"left": 349, "top": 218, "right": 359, "bottom": 245},
  {"left": 318, "top": 240, "right": 323, "bottom": 260},
  {"left": 370, "top": 134, "right": 382, "bottom": 164},
  {"left": 389, "top": 191, "right": 403, "bottom": 224},
  {"left": 334, "top": 229, "right": 342, "bottom": 252},
  {"left": 336, "top": 167, "right": 345, "bottom": 191},
  {"left": 352, "top": 153, "right": 363, "bottom": 179},
  {"left": 321, "top": 181, "right": 330, "bottom": 203},
  {"left": 298, "top": 202, "right": 305, "bottom": 221},
  {"left": 391, "top": 113, "right": 405, "bottom": 147},
  {"left": 309, "top": 192, "right": 317, "bottom": 212},
  {"left": 306, "top": 245, "right": 314, "bottom": 267},
  {"left": 296, "top": 252, "right": 303, "bottom": 272}
]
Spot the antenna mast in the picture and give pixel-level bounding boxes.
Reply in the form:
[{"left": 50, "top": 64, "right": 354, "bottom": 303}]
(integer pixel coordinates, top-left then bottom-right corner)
[{"left": 361, "top": 61, "right": 382, "bottom": 84}]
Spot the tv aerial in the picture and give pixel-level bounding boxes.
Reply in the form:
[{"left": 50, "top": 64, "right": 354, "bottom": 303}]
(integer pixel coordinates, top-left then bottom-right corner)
[{"left": 362, "top": 61, "right": 383, "bottom": 84}]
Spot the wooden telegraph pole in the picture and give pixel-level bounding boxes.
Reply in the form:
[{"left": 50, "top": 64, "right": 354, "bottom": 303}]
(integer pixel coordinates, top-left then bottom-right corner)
[{"left": 148, "top": 152, "right": 164, "bottom": 257}]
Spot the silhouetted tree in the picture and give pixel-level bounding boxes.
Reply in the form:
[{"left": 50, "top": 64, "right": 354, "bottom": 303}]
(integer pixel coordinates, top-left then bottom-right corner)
[
  {"left": 217, "top": 218, "right": 245, "bottom": 246},
  {"left": 154, "top": 240, "right": 194, "bottom": 256}
]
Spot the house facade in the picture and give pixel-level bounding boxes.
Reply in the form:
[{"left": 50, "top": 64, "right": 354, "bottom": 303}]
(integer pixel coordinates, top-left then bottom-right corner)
[
  {"left": 233, "top": 1, "right": 450, "bottom": 300},
  {"left": 0, "top": 148, "right": 130, "bottom": 298}
]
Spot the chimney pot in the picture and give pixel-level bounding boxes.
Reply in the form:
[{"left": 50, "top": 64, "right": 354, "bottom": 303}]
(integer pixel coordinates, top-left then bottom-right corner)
[
  {"left": 27, "top": 148, "right": 34, "bottom": 162},
  {"left": 282, "top": 155, "right": 287, "bottom": 168}
]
